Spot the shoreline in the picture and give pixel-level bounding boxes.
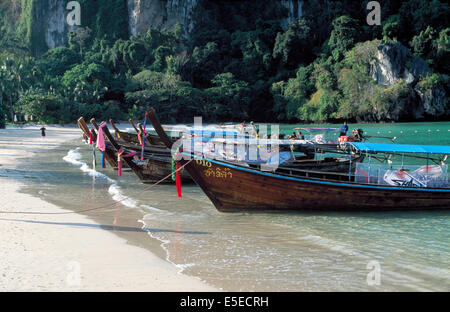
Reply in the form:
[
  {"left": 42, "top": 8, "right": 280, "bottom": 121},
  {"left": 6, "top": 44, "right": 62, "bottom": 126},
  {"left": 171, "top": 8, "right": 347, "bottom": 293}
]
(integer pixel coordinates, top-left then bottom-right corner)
[{"left": 0, "top": 125, "right": 218, "bottom": 291}]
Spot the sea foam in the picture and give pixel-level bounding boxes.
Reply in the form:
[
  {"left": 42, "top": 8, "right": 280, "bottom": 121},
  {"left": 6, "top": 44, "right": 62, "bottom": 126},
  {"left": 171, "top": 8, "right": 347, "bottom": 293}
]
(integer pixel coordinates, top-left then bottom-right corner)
[
  {"left": 63, "top": 148, "right": 115, "bottom": 183},
  {"left": 108, "top": 183, "right": 139, "bottom": 209},
  {"left": 64, "top": 148, "right": 162, "bottom": 212}
]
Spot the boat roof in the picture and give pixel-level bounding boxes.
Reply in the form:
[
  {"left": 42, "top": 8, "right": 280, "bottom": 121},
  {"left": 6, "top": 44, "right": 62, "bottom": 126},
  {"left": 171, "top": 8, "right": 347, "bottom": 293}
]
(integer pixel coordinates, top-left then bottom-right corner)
[
  {"left": 294, "top": 127, "right": 339, "bottom": 133},
  {"left": 188, "top": 137, "right": 313, "bottom": 145},
  {"left": 349, "top": 142, "right": 450, "bottom": 155},
  {"left": 186, "top": 129, "right": 245, "bottom": 137}
]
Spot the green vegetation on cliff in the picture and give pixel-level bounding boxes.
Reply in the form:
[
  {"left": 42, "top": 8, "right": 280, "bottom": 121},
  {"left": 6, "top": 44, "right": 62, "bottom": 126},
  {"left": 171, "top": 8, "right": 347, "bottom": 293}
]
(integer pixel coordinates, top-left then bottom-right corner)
[{"left": 0, "top": 0, "right": 448, "bottom": 127}]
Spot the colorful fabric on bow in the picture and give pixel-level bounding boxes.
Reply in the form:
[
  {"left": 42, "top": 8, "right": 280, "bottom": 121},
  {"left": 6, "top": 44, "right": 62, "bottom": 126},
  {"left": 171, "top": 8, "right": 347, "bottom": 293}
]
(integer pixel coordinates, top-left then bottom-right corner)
[
  {"left": 89, "top": 129, "right": 95, "bottom": 145},
  {"left": 96, "top": 122, "right": 106, "bottom": 152},
  {"left": 117, "top": 147, "right": 137, "bottom": 177},
  {"left": 176, "top": 162, "right": 182, "bottom": 198},
  {"left": 172, "top": 147, "right": 183, "bottom": 198},
  {"left": 102, "top": 151, "right": 105, "bottom": 168},
  {"left": 141, "top": 113, "right": 147, "bottom": 161},
  {"left": 138, "top": 129, "right": 143, "bottom": 145}
]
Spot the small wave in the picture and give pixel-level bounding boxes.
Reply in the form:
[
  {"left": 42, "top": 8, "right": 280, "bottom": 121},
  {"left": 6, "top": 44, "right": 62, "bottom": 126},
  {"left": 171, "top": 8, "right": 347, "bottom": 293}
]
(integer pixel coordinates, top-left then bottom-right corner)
[
  {"left": 176, "top": 263, "right": 196, "bottom": 273},
  {"left": 62, "top": 148, "right": 83, "bottom": 166},
  {"left": 108, "top": 184, "right": 139, "bottom": 209},
  {"left": 64, "top": 147, "right": 199, "bottom": 275},
  {"left": 139, "top": 219, "right": 191, "bottom": 275},
  {"left": 63, "top": 148, "right": 115, "bottom": 183},
  {"left": 64, "top": 149, "right": 165, "bottom": 212},
  {"left": 141, "top": 204, "right": 164, "bottom": 212},
  {"left": 80, "top": 163, "right": 116, "bottom": 182},
  {"left": 299, "top": 234, "right": 368, "bottom": 259}
]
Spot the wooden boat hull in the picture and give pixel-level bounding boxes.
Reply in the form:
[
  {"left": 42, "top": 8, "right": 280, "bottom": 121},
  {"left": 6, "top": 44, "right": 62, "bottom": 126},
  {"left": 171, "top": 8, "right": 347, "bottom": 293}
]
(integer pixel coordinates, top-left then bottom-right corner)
[
  {"left": 131, "top": 154, "right": 192, "bottom": 184},
  {"left": 113, "top": 130, "right": 170, "bottom": 153},
  {"left": 109, "top": 119, "right": 179, "bottom": 153},
  {"left": 181, "top": 156, "right": 450, "bottom": 212},
  {"left": 98, "top": 121, "right": 192, "bottom": 184},
  {"left": 278, "top": 155, "right": 364, "bottom": 173},
  {"left": 147, "top": 107, "right": 449, "bottom": 211},
  {"left": 77, "top": 117, "right": 123, "bottom": 168}
]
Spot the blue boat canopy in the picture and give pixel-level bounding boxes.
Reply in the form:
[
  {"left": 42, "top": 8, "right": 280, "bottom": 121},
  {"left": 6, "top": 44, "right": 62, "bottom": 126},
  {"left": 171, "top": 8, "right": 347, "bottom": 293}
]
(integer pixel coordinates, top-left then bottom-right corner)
[
  {"left": 186, "top": 129, "right": 243, "bottom": 137},
  {"left": 349, "top": 142, "right": 450, "bottom": 155},
  {"left": 294, "top": 127, "right": 339, "bottom": 133}
]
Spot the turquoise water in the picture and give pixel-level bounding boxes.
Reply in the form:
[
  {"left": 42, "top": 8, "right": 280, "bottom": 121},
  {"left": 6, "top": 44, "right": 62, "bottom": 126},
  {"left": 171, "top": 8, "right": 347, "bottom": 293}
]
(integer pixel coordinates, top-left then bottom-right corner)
[
  {"left": 11, "top": 121, "right": 450, "bottom": 291},
  {"left": 280, "top": 121, "right": 450, "bottom": 145}
]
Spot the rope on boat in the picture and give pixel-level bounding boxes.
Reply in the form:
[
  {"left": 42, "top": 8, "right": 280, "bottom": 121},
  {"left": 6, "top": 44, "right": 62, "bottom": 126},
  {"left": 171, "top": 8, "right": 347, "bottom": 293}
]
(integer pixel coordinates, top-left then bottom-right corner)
[{"left": 0, "top": 159, "right": 194, "bottom": 216}]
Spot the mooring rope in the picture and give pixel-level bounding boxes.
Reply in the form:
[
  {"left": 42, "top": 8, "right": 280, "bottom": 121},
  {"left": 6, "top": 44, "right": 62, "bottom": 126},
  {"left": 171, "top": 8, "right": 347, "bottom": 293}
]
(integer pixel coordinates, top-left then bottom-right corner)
[{"left": 0, "top": 158, "right": 194, "bottom": 215}]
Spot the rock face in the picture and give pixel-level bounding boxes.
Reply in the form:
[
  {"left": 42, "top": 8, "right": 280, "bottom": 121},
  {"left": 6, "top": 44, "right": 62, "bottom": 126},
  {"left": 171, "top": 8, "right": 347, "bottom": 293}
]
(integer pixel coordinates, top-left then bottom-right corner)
[
  {"left": 127, "top": 0, "right": 199, "bottom": 36},
  {"left": 415, "top": 85, "right": 447, "bottom": 117},
  {"left": 280, "top": 0, "right": 303, "bottom": 29},
  {"left": 127, "top": 0, "right": 303, "bottom": 36},
  {"left": 22, "top": 0, "right": 304, "bottom": 55},
  {"left": 370, "top": 41, "right": 447, "bottom": 119},
  {"left": 370, "top": 41, "right": 428, "bottom": 86},
  {"left": 32, "top": 0, "right": 78, "bottom": 56}
]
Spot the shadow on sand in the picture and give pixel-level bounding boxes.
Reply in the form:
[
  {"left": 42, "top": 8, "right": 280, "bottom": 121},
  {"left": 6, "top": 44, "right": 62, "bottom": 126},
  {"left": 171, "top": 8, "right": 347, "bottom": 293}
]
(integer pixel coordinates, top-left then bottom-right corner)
[{"left": 0, "top": 218, "right": 211, "bottom": 235}]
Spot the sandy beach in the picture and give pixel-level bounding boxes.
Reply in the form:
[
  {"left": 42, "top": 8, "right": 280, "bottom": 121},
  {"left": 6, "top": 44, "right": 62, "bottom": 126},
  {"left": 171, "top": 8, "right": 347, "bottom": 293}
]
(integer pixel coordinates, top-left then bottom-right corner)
[{"left": 0, "top": 125, "right": 217, "bottom": 291}]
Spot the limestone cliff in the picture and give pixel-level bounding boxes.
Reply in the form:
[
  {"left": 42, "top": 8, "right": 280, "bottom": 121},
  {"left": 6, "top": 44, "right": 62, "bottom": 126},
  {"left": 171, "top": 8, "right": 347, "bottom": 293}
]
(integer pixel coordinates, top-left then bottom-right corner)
[
  {"left": 34, "top": 0, "right": 78, "bottom": 54},
  {"left": 11, "top": 0, "right": 304, "bottom": 56},
  {"left": 127, "top": 0, "right": 303, "bottom": 36},
  {"left": 127, "top": 0, "right": 199, "bottom": 36},
  {"left": 370, "top": 41, "right": 447, "bottom": 119},
  {"left": 370, "top": 41, "right": 428, "bottom": 86},
  {"left": 15, "top": 0, "right": 78, "bottom": 56},
  {"left": 280, "top": 0, "right": 303, "bottom": 29}
]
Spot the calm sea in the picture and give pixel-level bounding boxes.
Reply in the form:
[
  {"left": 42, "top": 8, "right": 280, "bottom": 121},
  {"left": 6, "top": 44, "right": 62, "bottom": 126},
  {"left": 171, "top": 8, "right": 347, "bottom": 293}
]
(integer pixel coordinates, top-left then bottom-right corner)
[{"left": 12, "top": 121, "right": 450, "bottom": 291}]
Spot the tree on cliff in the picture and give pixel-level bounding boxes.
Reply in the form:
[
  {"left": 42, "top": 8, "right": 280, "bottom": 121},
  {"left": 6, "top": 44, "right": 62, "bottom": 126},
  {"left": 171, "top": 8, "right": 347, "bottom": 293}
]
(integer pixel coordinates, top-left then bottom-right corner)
[
  {"left": 328, "top": 15, "right": 358, "bottom": 63},
  {"left": 69, "top": 27, "right": 92, "bottom": 57}
]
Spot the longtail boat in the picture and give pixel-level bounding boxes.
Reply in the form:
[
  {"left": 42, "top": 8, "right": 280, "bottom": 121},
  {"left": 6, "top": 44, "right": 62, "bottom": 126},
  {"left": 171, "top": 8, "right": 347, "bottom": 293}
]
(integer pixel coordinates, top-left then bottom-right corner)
[
  {"left": 96, "top": 121, "right": 192, "bottom": 184},
  {"left": 109, "top": 119, "right": 179, "bottom": 151},
  {"left": 77, "top": 117, "right": 122, "bottom": 168},
  {"left": 149, "top": 108, "right": 450, "bottom": 212},
  {"left": 183, "top": 135, "right": 365, "bottom": 173},
  {"left": 91, "top": 118, "right": 172, "bottom": 156}
]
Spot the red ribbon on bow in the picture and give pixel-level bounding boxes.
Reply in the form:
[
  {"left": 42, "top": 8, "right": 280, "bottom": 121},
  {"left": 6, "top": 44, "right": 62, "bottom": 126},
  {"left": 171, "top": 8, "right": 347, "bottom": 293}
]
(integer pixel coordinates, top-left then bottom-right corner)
[
  {"left": 89, "top": 129, "right": 95, "bottom": 145},
  {"left": 174, "top": 148, "right": 183, "bottom": 198},
  {"left": 176, "top": 162, "right": 182, "bottom": 198},
  {"left": 117, "top": 148, "right": 137, "bottom": 177}
]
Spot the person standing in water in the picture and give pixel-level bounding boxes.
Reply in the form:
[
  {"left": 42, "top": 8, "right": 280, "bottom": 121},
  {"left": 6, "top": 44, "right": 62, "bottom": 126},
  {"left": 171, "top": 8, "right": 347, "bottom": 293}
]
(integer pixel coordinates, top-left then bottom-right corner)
[
  {"left": 40, "top": 126, "right": 46, "bottom": 139},
  {"left": 340, "top": 121, "right": 349, "bottom": 137}
]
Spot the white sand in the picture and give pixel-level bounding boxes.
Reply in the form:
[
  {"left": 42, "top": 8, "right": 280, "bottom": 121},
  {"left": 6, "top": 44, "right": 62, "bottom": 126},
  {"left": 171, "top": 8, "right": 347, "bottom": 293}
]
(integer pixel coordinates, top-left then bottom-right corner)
[{"left": 0, "top": 125, "right": 218, "bottom": 291}]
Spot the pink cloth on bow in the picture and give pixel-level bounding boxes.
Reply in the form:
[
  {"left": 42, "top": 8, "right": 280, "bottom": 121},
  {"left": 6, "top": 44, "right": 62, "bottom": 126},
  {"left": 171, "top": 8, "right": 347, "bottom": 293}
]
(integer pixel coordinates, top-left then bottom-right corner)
[{"left": 96, "top": 122, "right": 106, "bottom": 152}]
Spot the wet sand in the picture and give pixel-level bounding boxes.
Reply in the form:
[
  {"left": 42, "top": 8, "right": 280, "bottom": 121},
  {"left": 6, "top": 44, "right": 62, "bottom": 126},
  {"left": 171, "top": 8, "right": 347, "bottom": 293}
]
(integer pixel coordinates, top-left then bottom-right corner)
[{"left": 0, "top": 125, "right": 217, "bottom": 291}]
